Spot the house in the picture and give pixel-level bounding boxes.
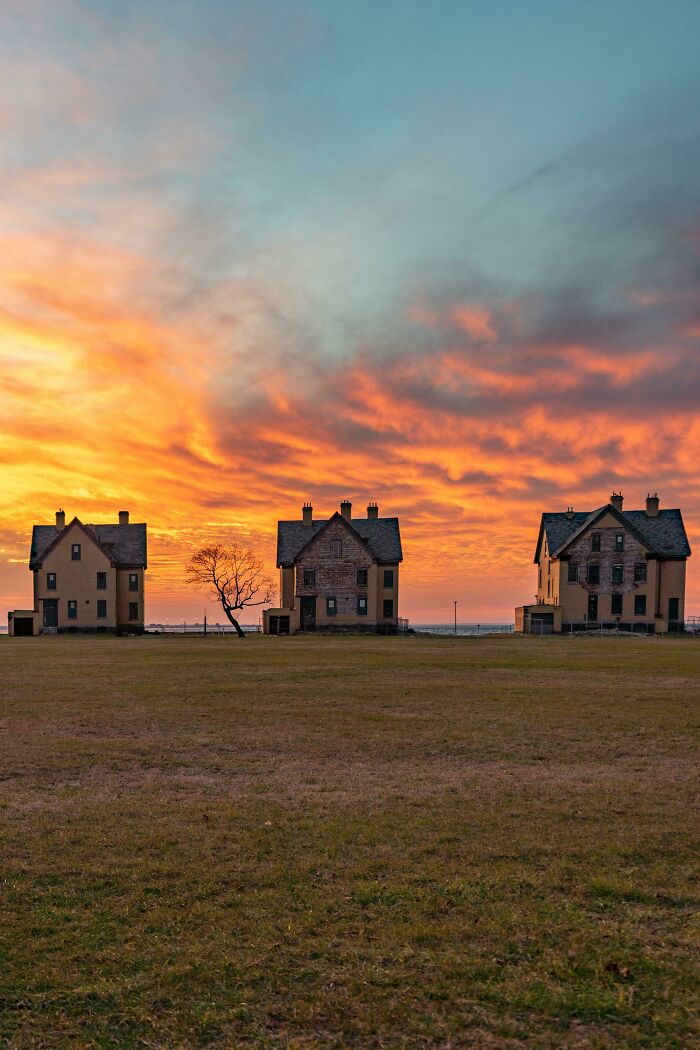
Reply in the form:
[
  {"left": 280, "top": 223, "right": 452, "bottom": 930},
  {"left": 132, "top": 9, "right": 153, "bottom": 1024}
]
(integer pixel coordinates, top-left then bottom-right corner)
[
  {"left": 16, "top": 509, "right": 147, "bottom": 635},
  {"left": 263, "top": 500, "right": 403, "bottom": 634},
  {"left": 516, "top": 493, "right": 690, "bottom": 634}
]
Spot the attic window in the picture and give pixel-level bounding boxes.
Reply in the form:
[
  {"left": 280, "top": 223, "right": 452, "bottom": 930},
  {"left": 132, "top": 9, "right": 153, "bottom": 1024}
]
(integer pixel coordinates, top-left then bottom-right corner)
[
  {"left": 71, "top": 543, "right": 81, "bottom": 561},
  {"left": 615, "top": 533, "right": 625, "bottom": 552},
  {"left": 591, "top": 534, "right": 601, "bottom": 552},
  {"left": 330, "top": 539, "right": 342, "bottom": 558}
]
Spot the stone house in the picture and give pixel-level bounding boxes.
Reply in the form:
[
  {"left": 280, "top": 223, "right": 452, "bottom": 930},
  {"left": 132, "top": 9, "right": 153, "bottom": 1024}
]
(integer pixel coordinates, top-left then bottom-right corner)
[
  {"left": 11, "top": 509, "right": 147, "bottom": 635},
  {"left": 263, "top": 500, "right": 403, "bottom": 634},
  {"left": 516, "top": 493, "right": 690, "bottom": 633}
]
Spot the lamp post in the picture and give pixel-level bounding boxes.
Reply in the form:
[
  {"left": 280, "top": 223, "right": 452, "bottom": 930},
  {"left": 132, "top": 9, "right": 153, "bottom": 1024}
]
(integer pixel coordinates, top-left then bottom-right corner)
[{"left": 454, "top": 600, "right": 458, "bottom": 636}]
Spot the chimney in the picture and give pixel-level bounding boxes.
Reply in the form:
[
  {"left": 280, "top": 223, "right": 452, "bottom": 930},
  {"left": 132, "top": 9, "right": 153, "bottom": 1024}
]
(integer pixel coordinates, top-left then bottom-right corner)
[
  {"left": 340, "top": 499, "right": 352, "bottom": 520},
  {"left": 302, "top": 502, "right": 313, "bottom": 526},
  {"left": 646, "top": 493, "right": 659, "bottom": 518},
  {"left": 367, "top": 501, "right": 378, "bottom": 520},
  {"left": 55, "top": 509, "right": 65, "bottom": 529},
  {"left": 118, "top": 510, "right": 129, "bottom": 526},
  {"left": 611, "top": 492, "right": 624, "bottom": 512},
  {"left": 565, "top": 506, "right": 575, "bottom": 520}
]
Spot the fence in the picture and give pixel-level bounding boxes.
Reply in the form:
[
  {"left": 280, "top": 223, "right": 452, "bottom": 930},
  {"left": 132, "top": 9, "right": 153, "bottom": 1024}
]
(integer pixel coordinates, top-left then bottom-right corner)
[
  {"left": 146, "top": 622, "right": 261, "bottom": 634},
  {"left": 415, "top": 623, "right": 515, "bottom": 636}
]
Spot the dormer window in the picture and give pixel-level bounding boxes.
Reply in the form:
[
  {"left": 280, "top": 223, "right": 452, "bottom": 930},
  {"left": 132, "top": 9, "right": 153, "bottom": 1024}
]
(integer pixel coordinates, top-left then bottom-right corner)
[
  {"left": 591, "top": 534, "right": 601, "bottom": 552},
  {"left": 615, "top": 533, "right": 625, "bottom": 552}
]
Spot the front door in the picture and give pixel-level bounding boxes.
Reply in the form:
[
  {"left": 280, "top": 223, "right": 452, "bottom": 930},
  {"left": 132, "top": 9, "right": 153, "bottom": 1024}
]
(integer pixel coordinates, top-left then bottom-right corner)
[
  {"left": 299, "top": 595, "right": 316, "bottom": 631},
  {"left": 668, "top": 597, "right": 679, "bottom": 623},
  {"left": 43, "top": 599, "right": 58, "bottom": 628},
  {"left": 587, "top": 594, "right": 598, "bottom": 622}
]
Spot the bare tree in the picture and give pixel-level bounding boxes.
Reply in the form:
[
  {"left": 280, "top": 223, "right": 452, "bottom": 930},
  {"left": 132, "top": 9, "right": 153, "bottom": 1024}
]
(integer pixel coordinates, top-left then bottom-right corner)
[{"left": 186, "top": 544, "right": 275, "bottom": 638}]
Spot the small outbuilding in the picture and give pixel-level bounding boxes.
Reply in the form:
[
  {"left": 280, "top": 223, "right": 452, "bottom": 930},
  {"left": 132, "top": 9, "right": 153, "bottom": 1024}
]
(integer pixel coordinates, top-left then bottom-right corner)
[{"left": 8, "top": 610, "right": 37, "bottom": 636}]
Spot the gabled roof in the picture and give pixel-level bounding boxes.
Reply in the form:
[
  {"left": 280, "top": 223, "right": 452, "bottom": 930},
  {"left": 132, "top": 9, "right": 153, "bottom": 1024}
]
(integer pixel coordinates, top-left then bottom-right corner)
[
  {"left": 277, "top": 512, "right": 403, "bottom": 567},
  {"left": 30, "top": 517, "right": 148, "bottom": 569},
  {"left": 534, "top": 504, "right": 690, "bottom": 562}
]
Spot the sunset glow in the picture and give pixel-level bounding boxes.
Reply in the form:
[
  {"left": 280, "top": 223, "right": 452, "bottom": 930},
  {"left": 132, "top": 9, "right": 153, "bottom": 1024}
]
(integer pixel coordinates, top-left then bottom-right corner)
[{"left": 2, "top": 2, "right": 700, "bottom": 622}]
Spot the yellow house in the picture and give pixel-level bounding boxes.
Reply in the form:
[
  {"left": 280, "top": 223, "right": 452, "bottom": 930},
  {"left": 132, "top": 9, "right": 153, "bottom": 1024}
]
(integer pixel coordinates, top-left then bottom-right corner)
[
  {"left": 263, "top": 500, "right": 403, "bottom": 634},
  {"left": 516, "top": 493, "right": 690, "bottom": 634},
  {"left": 25, "top": 509, "right": 147, "bottom": 635}
]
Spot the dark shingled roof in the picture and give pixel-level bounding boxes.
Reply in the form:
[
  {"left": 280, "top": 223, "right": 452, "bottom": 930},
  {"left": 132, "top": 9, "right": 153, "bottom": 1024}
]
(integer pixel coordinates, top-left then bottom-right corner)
[
  {"left": 277, "top": 515, "right": 402, "bottom": 566},
  {"left": 30, "top": 519, "right": 147, "bottom": 569},
  {"left": 537, "top": 505, "right": 690, "bottom": 562}
]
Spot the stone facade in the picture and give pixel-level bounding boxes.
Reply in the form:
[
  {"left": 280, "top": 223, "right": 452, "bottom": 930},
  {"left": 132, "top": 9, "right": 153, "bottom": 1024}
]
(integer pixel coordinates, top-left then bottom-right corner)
[{"left": 264, "top": 502, "right": 402, "bottom": 634}]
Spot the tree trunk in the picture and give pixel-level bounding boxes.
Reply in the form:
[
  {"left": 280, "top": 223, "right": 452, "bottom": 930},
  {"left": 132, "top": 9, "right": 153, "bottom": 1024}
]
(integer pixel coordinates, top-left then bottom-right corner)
[{"left": 223, "top": 607, "right": 246, "bottom": 638}]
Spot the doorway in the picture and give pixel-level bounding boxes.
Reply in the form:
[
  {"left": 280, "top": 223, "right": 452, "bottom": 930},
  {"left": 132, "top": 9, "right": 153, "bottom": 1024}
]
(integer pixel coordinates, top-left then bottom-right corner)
[
  {"left": 299, "top": 595, "right": 316, "bottom": 631},
  {"left": 43, "top": 599, "right": 58, "bottom": 628},
  {"left": 587, "top": 594, "right": 598, "bottom": 622}
]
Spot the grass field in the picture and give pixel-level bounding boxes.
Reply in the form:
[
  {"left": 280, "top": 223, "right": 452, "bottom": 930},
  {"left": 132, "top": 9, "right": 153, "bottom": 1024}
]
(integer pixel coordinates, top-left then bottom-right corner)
[{"left": 1, "top": 634, "right": 698, "bottom": 1049}]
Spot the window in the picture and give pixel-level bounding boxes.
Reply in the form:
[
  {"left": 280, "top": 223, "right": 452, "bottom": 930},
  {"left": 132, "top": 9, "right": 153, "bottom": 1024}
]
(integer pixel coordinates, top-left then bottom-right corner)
[
  {"left": 591, "top": 533, "right": 601, "bottom": 552},
  {"left": 634, "top": 562, "right": 647, "bottom": 582},
  {"left": 303, "top": 569, "right": 315, "bottom": 588},
  {"left": 71, "top": 543, "right": 81, "bottom": 561},
  {"left": 357, "top": 568, "right": 368, "bottom": 586},
  {"left": 611, "top": 593, "right": 623, "bottom": 615},
  {"left": 97, "top": 600, "right": 107, "bottom": 619},
  {"left": 615, "top": 533, "right": 625, "bottom": 552},
  {"left": 383, "top": 569, "right": 394, "bottom": 588},
  {"left": 668, "top": 597, "right": 679, "bottom": 622},
  {"left": 128, "top": 602, "right": 139, "bottom": 621},
  {"left": 547, "top": 579, "right": 551, "bottom": 597},
  {"left": 128, "top": 573, "right": 138, "bottom": 591},
  {"left": 383, "top": 598, "right": 394, "bottom": 619},
  {"left": 634, "top": 594, "right": 647, "bottom": 616},
  {"left": 47, "top": 572, "right": 56, "bottom": 590},
  {"left": 326, "top": 596, "right": 337, "bottom": 616},
  {"left": 330, "top": 539, "right": 342, "bottom": 558},
  {"left": 357, "top": 596, "right": 368, "bottom": 615},
  {"left": 538, "top": 567, "right": 542, "bottom": 588},
  {"left": 96, "top": 572, "right": 107, "bottom": 590},
  {"left": 67, "top": 600, "right": 77, "bottom": 619},
  {"left": 612, "top": 563, "right": 624, "bottom": 584},
  {"left": 567, "top": 562, "right": 579, "bottom": 583},
  {"left": 587, "top": 563, "right": 600, "bottom": 584}
]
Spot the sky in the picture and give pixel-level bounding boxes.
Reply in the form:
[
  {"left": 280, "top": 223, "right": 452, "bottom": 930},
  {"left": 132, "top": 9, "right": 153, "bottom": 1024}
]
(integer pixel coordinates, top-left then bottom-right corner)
[{"left": 1, "top": 0, "right": 700, "bottom": 623}]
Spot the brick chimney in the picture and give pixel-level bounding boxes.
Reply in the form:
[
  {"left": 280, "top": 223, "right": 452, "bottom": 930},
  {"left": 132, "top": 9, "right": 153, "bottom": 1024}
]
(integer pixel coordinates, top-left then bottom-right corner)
[
  {"left": 118, "top": 510, "right": 129, "bottom": 525},
  {"left": 340, "top": 499, "right": 352, "bottom": 520},
  {"left": 611, "top": 492, "right": 624, "bottom": 512},
  {"left": 302, "top": 502, "right": 313, "bottom": 526},
  {"left": 55, "top": 509, "right": 65, "bottom": 529},
  {"left": 646, "top": 493, "right": 659, "bottom": 518}
]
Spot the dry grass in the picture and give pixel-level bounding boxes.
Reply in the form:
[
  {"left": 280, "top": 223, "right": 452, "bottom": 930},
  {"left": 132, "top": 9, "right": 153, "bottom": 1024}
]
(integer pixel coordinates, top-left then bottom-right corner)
[{"left": 1, "top": 633, "right": 698, "bottom": 1048}]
